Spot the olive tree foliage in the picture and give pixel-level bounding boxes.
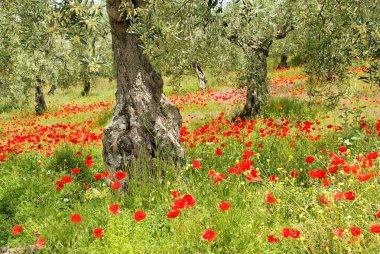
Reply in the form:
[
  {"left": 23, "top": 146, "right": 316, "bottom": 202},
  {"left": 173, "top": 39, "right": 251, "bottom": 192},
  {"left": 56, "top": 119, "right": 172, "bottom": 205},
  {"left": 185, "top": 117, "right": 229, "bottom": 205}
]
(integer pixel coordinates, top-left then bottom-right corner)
[
  {"left": 54, "top": 0, "right": 113, "bottom": 96},
  {"left": 297, "top": 0, "right": 379, "bottom": 105},
  {"left": 134, "top": 0, "right": 234, "bottom": 90},
  {"left": 0, "top": 0, "right": 68, "bottom": 113},
  {"left": 222, "top": 0, "right": 299, "bottom": 119}
]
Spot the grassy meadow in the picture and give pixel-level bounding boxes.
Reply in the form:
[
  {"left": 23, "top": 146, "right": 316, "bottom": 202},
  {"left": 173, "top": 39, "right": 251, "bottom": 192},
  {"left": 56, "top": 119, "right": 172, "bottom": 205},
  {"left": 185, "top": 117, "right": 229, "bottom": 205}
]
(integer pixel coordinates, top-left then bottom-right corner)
[{"left": 0, "top": 67, "right": 379, "bottom": 253}]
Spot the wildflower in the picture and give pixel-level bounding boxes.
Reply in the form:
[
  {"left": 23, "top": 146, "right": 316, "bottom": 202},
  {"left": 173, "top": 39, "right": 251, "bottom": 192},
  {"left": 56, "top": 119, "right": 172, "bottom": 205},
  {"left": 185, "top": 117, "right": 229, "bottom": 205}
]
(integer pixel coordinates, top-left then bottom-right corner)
[
  {"left": 70, "top": 214, "right": 82, "bottom": 223},
  {"left": 267, "top": 235, "right": 279, "bottom": 243},
  {"left": 134, "top": 210, "right": 146, "bottom": 222},
  {"left": 109, "top": 204, "right": 120, "bottom": 215},
  {"left": 193, "top": 159, "right": 201, "bottom": 170},
  {"left": 350, "top": 226, "right": 361, "bottom": 236},
  {"left": 266, "top": 192, "right": 277, "bottom": 204},
  {"left": 167, "top": 209, "right": 180, "bottom": 219},
  {"left": 114, "top": 171, "right": 126, "bottom": 180},
  {"left": 35, "top": 238, "right": 46, "bottom": 249},
  {"left": 219, "top": 202, "right": 231, "bottom": 211},
  {"left": 71, "top": 168, "right": 80, "bottom": 174},
  {"left": 305, "top": 156, "right": 315, "bottom": 164},
  {"left": 202, "top": 230, "right": 216, "bottom": 242},
  {"left": 12, "top": 225, "right": 23, "bottom": 236},
  {"left": 93, "top": 228, "right": 104, "bottom": 238},
  {"left": 370, "top": 225, "right": 380, "bottom": 234},
  {"left": 111, "top": 181, "right": 122, "bottom": 190}
]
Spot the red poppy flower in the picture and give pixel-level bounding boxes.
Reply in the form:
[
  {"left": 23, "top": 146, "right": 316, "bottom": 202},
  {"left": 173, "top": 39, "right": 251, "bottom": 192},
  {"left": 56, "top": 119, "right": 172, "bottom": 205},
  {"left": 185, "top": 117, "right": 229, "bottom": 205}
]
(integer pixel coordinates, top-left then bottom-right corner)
[
  {"left": 290, "top": 171, "right": 299, "bottom": 178},
  {"left": 328, "top": 166, "right": 339, "bottom": 174},
  {"left": 193, "top": 159, "right": 201, "bottom": 170},
  {"left": 308, "top": 170, "right": 327, "bottom": 179},
  {"left": 213, "top": 173, "right": 226, "bottom": 184},
  {"left": 344, "top": 191, "right": 356, "bottom": 201},
  {"left": 376, "top": 211, "right": 380, "bottom": 218},
  {"left": 319, "top": 196, "right": 329, "bottom": 205},
  {"left": 269, "top": 175, "right": 279, "bottom": 182},
  {"left": 12, "top": 225, "right": 23, "bottom": 236},
  {"left": 366, "top": 151, "right": 378, "bottom": 160},
  {"left": 55, "top": 180, "right": 64, "bottom": 191},
  {"left": 93, "top": 173, "right": 103, "bottom": 180},
  {"left": 333, "top": 192, "right": 344, "bottom": 201},
  {"left": 266, "top": 192, "right": 277, "bottom": 204},
  {"left": 338, "top": 146, "right": 347, "bottom": 153},
  {"left": 202, "top": 230, "right": 216, "bottom": 242},
  {"left": 183, "top": 194, "right": 196, "bottom": 208},
  {"left": 75, "top": 151, "right": 82, "bottom": 156},
  {"left": 35, "top": 237, "right": 46, "bottom": 249},
  {"left": 242, "top": 150, "right": 254, "bottom": 159},
  {"left": 357, "top": 173, "right": 372, "bottom": 182},
  {"left": 111, "top": 181, "right": 122, "bottom": 190},
  {"left": 93, "top": 228, "right": 104, "bottom": 238},
  {"left": 167, "top": 209, "right": 180, "bottom": 219},
  {"left": 70, "top": 214, "right": 82, "bottom": 223},
  {"left": 370, "top": 225, "right": 380, "bottom": 234},
  {"left": 134, "top": 210, "right": 146, "bottom": 222},
  {"left": 343, "top": 164, "right": 359, "bottom": 174},
  {"left": 267, "top": 235, "right": 279, "bottom": 243},
  {"left": 114, "top": 171, "right": 126, "bottom": 180},
  {"left": 219, "top": 202, "right": 231, "bottom": 211},
  {"left": 172, "top": 190, "right": 180, "bottom": 198},
  {"left": 61, "top": 176, "right": 72, "bottom": 184},
  {"left": 172, "top": 198, "right": 186, "bottom": 210},
  {"left": 333, "top": 229, "right": 344, "bottom": 238},
  {"left": 282, "top": 228, "right": 300, "bottom": 238},
  {"left": 350, "top": 226, "right": 361, "bottom": 236},
  {"left": 71, "top": 168, "right": 80, "bottom": 174},
  {"left": 321, "top": 179, "right": 330, "bottom": 187},
  {"left": 305, "top": 156, "right": 315, "bottom": 164},
  {"left": 245, "top": 141, "right": 252, "bottom": 147},
  {"left": 215, "top": 147, "right": 222, "bottom": 157},
  {"left": 85, "top": 159, "right": 94, "bottom": 167},
  {"left": 109, "top": 204, "right": 120, "bottom": 215}
]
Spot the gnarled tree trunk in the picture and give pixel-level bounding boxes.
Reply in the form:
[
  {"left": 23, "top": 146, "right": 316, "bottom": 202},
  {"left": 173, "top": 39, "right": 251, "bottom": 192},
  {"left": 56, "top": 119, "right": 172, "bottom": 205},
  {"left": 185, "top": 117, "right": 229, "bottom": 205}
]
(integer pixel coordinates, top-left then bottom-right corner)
[
  {"left": 47, "top": 84, "right": 57, "bottom": 95},
  {"left": 103, "top": 3, "right": 185, "bottom": 178},
  {"left": 35, "top": 77, "right": 47, "bottom": 115},
  {"left": 192, "top": 61, "right": 207, "bottom": 90},
  {"left": 81, "top": 79, "right": 91, "bottom": 96},
  {"left": 235, "top": 48, "right": 269, "bottom": 120},
  {"left": 277, "top": 54, "right": 288, "bottom": 69}
]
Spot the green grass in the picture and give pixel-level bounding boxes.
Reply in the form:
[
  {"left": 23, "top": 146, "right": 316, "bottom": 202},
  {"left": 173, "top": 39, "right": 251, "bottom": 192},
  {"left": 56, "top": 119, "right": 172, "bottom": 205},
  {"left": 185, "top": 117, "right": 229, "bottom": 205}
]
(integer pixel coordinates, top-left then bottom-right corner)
[{"left": 0, "top": 69, "right": 379, "bottom": 253}]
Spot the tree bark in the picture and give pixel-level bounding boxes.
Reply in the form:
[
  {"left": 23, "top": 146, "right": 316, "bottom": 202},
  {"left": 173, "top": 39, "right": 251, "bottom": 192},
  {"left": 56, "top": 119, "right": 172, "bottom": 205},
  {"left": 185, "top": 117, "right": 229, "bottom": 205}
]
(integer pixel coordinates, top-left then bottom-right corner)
[
  {"left": 235, "top": 48, "right": 269, "bottom": 120},
  {"left": 35, "top": 77, "right": 47, "bottom": 115},
  {"left": 277, "top": 54, "right": 288, "bottom": 69},
  {"left": 47, "top": 84, "right": 57, "bottom": 95},
  {"left": 102, "top": 4, "right": 185, "bottom": 177},
  {"left": 192, "top": 61, "right": 207, "bottom": 90},
  {"left": 81, "top": 79, "right": 91, "bottom": 96}
]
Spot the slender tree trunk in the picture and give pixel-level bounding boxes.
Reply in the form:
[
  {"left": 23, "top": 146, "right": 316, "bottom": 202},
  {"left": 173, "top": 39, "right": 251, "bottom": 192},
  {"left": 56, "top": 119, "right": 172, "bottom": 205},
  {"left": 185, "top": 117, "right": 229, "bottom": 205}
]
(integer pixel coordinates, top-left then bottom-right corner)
[
  {"left": 35, "top": 77, "right": 47, "bottom": 115},
  {"left": 102, "top": 6, "right": 185, "bottom": 177},
  {"left": 81, "top": 79, "right": 91, "bottom": 96},
  {"left": 235, "top": 48, "right": 269, "bottom": 120},
  {"left": 192, "top": 61, "right": 207, "bottom": 90},
  {"left": 277, "top": 54, "right": 288, "bottom": 69},
  {"left": 47, "top": 84, "right": 57, "bottom": 95}
]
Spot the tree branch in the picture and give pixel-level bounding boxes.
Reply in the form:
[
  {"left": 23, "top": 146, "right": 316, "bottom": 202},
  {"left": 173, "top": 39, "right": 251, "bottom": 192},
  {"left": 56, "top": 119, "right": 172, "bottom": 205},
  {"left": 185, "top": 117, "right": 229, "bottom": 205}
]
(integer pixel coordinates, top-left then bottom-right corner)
[
  {"left": 107, "top": 1, "right": 122, "bottom": 22},
  {"left": 275, "top": 22, "right": 294, "bottom": 40}
]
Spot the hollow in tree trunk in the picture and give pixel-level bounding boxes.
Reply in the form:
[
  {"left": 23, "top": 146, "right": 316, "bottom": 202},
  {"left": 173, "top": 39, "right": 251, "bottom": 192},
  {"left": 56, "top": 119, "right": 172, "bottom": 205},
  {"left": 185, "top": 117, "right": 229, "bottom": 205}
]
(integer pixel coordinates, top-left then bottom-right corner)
[
  {"left": 102, "top": 3, "right": 185, "bottom": 179},
  {"left": 235, "top": 48, "right": 269, "bottom": 120},
  {"left": 277, "top": 54, "right": 288, "bottom": 69},
  {"left": 81, "top": 79, "right": 91, "bottom": 96},
  {"left": 192, "top": 61, "right": 207, "bottom": 90},
  {"left": 47, "top": 84, "right": 57, "bottom": 95},
  {"left": 35, "top": 77, "right": 47, "bottom": 115}
]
